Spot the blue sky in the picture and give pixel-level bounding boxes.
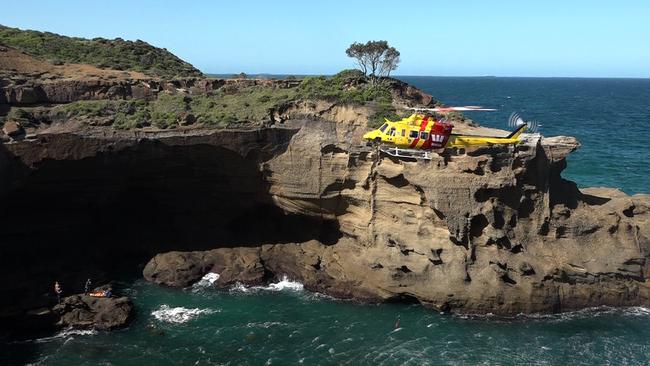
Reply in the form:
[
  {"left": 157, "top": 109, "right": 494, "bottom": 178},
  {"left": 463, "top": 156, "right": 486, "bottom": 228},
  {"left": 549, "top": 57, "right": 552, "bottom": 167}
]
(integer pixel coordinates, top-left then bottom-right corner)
[{"left": 2, "top": 0, "right": 649, "bottom": 77}]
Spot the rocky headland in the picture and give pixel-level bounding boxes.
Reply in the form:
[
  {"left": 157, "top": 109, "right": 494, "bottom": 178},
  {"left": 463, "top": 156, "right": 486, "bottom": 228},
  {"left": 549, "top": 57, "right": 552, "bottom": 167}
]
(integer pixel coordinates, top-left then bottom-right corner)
[{"left": 1, "top": 25, "right": 649, "bottom": 339}]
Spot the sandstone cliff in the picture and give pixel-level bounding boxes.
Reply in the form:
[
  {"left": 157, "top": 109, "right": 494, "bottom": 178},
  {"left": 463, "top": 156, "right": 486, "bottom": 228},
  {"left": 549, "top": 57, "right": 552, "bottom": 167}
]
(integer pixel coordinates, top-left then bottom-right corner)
[
  {"left": 2, "top": 109, "right": 647, "bottom": 316},
  {"left": 141, "top": 118, "right": 650, "bottom": 314},
  {"left": 1, "top": 39, "right": 649, "bottom": 318}
]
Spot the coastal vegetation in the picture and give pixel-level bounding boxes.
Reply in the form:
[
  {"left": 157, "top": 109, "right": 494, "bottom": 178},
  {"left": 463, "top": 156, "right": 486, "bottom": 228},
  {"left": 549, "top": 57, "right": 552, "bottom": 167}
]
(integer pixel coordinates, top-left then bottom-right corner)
[
  {"left": 5, "top": 69, "right": 401, "bottom": 130},
  {"left": 46, "top": 85, "right": 299, "bottom": 129},
  {"left": 0, "top": 24, "right": 202, "bottom": 78},
  {"left": 0, "top": 26, "right": 409, "bottom": 130},
  {"left": 297, "top": 69, "right": 399, "bottom": 127}
]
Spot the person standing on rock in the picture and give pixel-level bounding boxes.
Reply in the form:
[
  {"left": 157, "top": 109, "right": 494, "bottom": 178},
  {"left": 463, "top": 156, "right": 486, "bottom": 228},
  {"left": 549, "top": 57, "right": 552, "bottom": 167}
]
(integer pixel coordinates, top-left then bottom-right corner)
[
  {"left": 54, "top": 281, "right": 62, "bottom": 304},
  {"left": 84, "top": 278, "right": 92, "bottom": 295}
]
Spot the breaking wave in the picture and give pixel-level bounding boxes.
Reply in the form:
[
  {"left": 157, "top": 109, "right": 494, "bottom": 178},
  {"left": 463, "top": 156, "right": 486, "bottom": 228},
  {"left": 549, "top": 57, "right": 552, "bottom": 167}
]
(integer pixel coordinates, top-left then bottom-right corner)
[
  {"left": 264, "top": 276, "right": 304, "bottom": 291},
  {"left": 229, "top": 275, "right": 304, "bottom": 293},
  {"left": 151, "top": 304, "right": 219, "bottom": 324},
  {"left": 192, "top": 272, "right": 220, "bottom": 291}
]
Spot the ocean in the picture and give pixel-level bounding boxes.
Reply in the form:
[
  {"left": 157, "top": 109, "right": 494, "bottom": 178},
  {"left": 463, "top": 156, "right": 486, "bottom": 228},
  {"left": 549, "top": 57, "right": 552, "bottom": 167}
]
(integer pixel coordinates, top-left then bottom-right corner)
[
  {"left": 399, "top": 76, "right": 650, "bottom": 195},
  {"left": 4, "top": 77, "right": 650, "bottom": 365}
]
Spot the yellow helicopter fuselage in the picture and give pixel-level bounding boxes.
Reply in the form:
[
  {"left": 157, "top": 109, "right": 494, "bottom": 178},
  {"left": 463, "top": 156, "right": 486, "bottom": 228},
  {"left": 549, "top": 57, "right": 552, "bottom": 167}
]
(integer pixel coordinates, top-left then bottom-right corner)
[{"left": 362, "top": 113, "right": 527, "bottom": 149}]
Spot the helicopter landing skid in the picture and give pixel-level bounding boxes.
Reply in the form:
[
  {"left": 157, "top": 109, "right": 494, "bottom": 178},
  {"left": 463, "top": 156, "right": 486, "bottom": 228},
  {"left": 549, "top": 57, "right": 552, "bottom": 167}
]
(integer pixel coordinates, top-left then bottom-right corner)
[{"left": 379, "top": 146, "right": 432, "bottom": 160}]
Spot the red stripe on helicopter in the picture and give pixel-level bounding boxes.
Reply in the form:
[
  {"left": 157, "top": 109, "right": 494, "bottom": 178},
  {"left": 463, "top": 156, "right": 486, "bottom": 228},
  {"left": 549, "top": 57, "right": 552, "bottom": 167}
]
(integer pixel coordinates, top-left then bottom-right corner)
[
  {"left": 409, "top": 116, "right": 429, "bottom": 148},
  {"left": 421, "top": 123, "right": 435, "bottom": 149}
]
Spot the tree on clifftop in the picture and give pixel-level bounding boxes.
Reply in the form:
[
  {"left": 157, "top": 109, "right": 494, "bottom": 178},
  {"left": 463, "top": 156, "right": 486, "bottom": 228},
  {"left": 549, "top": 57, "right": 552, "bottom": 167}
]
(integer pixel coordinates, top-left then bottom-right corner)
[{"left": 345, "top": 40, "right": 400, "bottom": 83}]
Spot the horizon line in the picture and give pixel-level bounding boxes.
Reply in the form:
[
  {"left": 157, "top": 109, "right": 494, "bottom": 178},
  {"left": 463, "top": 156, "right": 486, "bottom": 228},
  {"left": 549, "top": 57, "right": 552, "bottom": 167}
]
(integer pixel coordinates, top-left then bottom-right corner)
[{"left": 205, "top": 72, "right": 650, "bottom": 80}]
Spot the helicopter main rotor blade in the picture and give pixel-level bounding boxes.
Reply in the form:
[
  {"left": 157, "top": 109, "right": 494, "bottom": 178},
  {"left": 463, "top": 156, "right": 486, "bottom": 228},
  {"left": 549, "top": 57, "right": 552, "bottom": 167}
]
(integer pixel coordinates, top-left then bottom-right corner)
[{"left": 406, "top": 106, "right": 497, "bottom": 113}]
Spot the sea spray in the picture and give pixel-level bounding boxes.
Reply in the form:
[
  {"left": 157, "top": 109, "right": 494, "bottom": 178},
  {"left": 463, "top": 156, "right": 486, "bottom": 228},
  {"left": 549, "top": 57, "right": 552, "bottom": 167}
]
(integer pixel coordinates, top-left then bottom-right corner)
[
  {"left": 264, "top": 275, "right": 304, "bottom": 291},
  {"left": 192, "top": 272, "right": 220, "bottom": 291}
]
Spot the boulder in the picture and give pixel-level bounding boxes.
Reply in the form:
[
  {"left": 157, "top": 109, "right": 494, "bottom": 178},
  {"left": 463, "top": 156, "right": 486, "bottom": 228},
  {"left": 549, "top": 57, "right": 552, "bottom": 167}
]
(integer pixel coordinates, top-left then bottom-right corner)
[
  {"left": 143, "top": 248, "right": 266, "bottom": 288},
  {"left": 143, "top": 251, "right": 208, "bottom": 287},
  {"left": 52, "top": 290, "right": 133, "bottom": 330}
]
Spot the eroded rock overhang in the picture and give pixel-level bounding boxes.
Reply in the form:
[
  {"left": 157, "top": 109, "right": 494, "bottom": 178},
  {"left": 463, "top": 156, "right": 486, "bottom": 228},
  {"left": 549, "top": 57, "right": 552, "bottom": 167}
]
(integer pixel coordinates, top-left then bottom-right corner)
[{"left": 2, "top": 120, "right": 650, "bottom": 315}]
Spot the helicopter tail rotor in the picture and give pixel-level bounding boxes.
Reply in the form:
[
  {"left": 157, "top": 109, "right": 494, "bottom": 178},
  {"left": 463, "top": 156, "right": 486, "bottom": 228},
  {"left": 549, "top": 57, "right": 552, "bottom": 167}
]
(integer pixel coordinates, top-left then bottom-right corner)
[{"left": 508, "top": 112, "right": 539, "bottom": 133}]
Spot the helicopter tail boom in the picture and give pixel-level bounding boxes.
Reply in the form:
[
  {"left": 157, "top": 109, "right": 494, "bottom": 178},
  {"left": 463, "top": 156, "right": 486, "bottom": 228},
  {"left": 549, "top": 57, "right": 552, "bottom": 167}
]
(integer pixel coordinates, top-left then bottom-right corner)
[
  {"left": 446, "top": 124, "right": 528, "bottom": 148},
  {"left": 506, "top": 123, "right": 528, "bottom": 139}
]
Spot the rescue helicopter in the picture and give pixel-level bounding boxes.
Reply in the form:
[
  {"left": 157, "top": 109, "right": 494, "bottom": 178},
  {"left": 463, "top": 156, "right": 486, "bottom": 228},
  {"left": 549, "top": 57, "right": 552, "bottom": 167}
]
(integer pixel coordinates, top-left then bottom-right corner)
[{"left": 362, "top": 106, "right": 535, "bottom": 159}]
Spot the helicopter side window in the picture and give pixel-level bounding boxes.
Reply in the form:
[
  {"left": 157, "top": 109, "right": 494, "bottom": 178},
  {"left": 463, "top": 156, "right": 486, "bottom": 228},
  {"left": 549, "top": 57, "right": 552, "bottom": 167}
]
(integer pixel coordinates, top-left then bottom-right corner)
[
  {"left": 409, "top": 130, "right": 419, "bottom": 138},
  {"left": 379, "top": 123, "right": 388, "bottom": 133},
  {"left": 401, "top": 129, "right": 405, "bottom": 137},
  {"left": 389, "top": 128, "right": 396, "bottom": 136},
  {"left": 420, "top": 131, "right": 429, "bottom": 140}
]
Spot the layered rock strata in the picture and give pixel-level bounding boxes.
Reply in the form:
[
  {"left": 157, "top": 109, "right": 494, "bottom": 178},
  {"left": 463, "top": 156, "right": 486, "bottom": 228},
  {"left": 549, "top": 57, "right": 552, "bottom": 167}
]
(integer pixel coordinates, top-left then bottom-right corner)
[
  {"left": 91, "top": 119, "right": 650, "bottom": 314},
  {"left": 2, "top": 85, "right": 649, "bottom": 316}
]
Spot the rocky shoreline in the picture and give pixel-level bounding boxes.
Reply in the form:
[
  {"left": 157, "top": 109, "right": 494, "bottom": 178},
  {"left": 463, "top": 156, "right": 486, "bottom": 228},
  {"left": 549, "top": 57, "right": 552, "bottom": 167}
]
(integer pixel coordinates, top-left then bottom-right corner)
[
  {"left": 2, "top": 115, "right": 647, "bottom": 318},
  {"left": 1, "top": 41, "right": 649, "bottom": 339}
]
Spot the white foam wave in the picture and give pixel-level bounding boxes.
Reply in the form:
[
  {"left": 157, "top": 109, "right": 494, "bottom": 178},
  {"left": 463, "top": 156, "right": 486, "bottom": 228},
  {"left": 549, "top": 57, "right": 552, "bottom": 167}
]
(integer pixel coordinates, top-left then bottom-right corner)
[
  {"left": 264, "top": 276, "right": 304, "bottom": 291},
  {"left": 229, "top": 282, "right": 250, "bottom": 293},
  {"left": 192, "top": 272, "right": 220, "bottom": 290},
  {"left": 151, "top": 304, "right": 218, "bottom": 324},
  {"left": 229, "top": 275, "right": 304, "bottom": 293},
  {"left": 35, "top": 328, "right": 97, "bottom": 343}
]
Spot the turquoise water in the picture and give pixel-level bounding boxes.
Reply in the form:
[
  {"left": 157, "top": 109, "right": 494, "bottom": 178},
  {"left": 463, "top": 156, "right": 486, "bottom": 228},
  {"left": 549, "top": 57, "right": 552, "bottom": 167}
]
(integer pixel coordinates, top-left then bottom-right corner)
[
  {"left": 9, "top": 279, "right": 650, "bottom": 365},
  {"left": 5, "top": 77, "right": 650, "bottom": 365}
]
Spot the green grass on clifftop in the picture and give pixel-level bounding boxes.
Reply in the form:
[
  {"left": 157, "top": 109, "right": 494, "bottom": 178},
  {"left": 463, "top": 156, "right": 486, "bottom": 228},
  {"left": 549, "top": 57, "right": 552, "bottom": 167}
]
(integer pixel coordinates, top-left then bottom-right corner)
[
  {"left": 4, "top": 69, "right": 412, "bottom": 130},
  {"left": 298, "top": 69, "right": 392, "bottom": 103},
  {"left": 44, "top": 85, "right": 299, "bottom": 129},
  {"left": 298, "top": 69, "right": 399, "bottom": 127},
  {"left": 0, "top": 24, "right": 202, "bottom": 78}
]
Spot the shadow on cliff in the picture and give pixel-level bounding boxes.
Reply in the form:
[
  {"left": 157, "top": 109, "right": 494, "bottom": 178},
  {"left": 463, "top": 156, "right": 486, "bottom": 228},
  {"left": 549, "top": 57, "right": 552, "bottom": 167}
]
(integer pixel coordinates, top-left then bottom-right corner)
[{"left": 0, "top": 135, "right": 341, "bottom": 349}]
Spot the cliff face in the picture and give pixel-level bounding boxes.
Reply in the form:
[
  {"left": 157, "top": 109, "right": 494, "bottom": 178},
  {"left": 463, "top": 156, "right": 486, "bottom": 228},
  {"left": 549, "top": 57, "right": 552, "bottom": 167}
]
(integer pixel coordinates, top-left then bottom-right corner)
[
  {"left": 1, "top": 43, "right": 649, "bottom": 315},
  {"left": 2, "top": 106, "right": 647, "bottom": 315},
  {"left": 140, "top": 118, "right": 650, "bottom": 314}
]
